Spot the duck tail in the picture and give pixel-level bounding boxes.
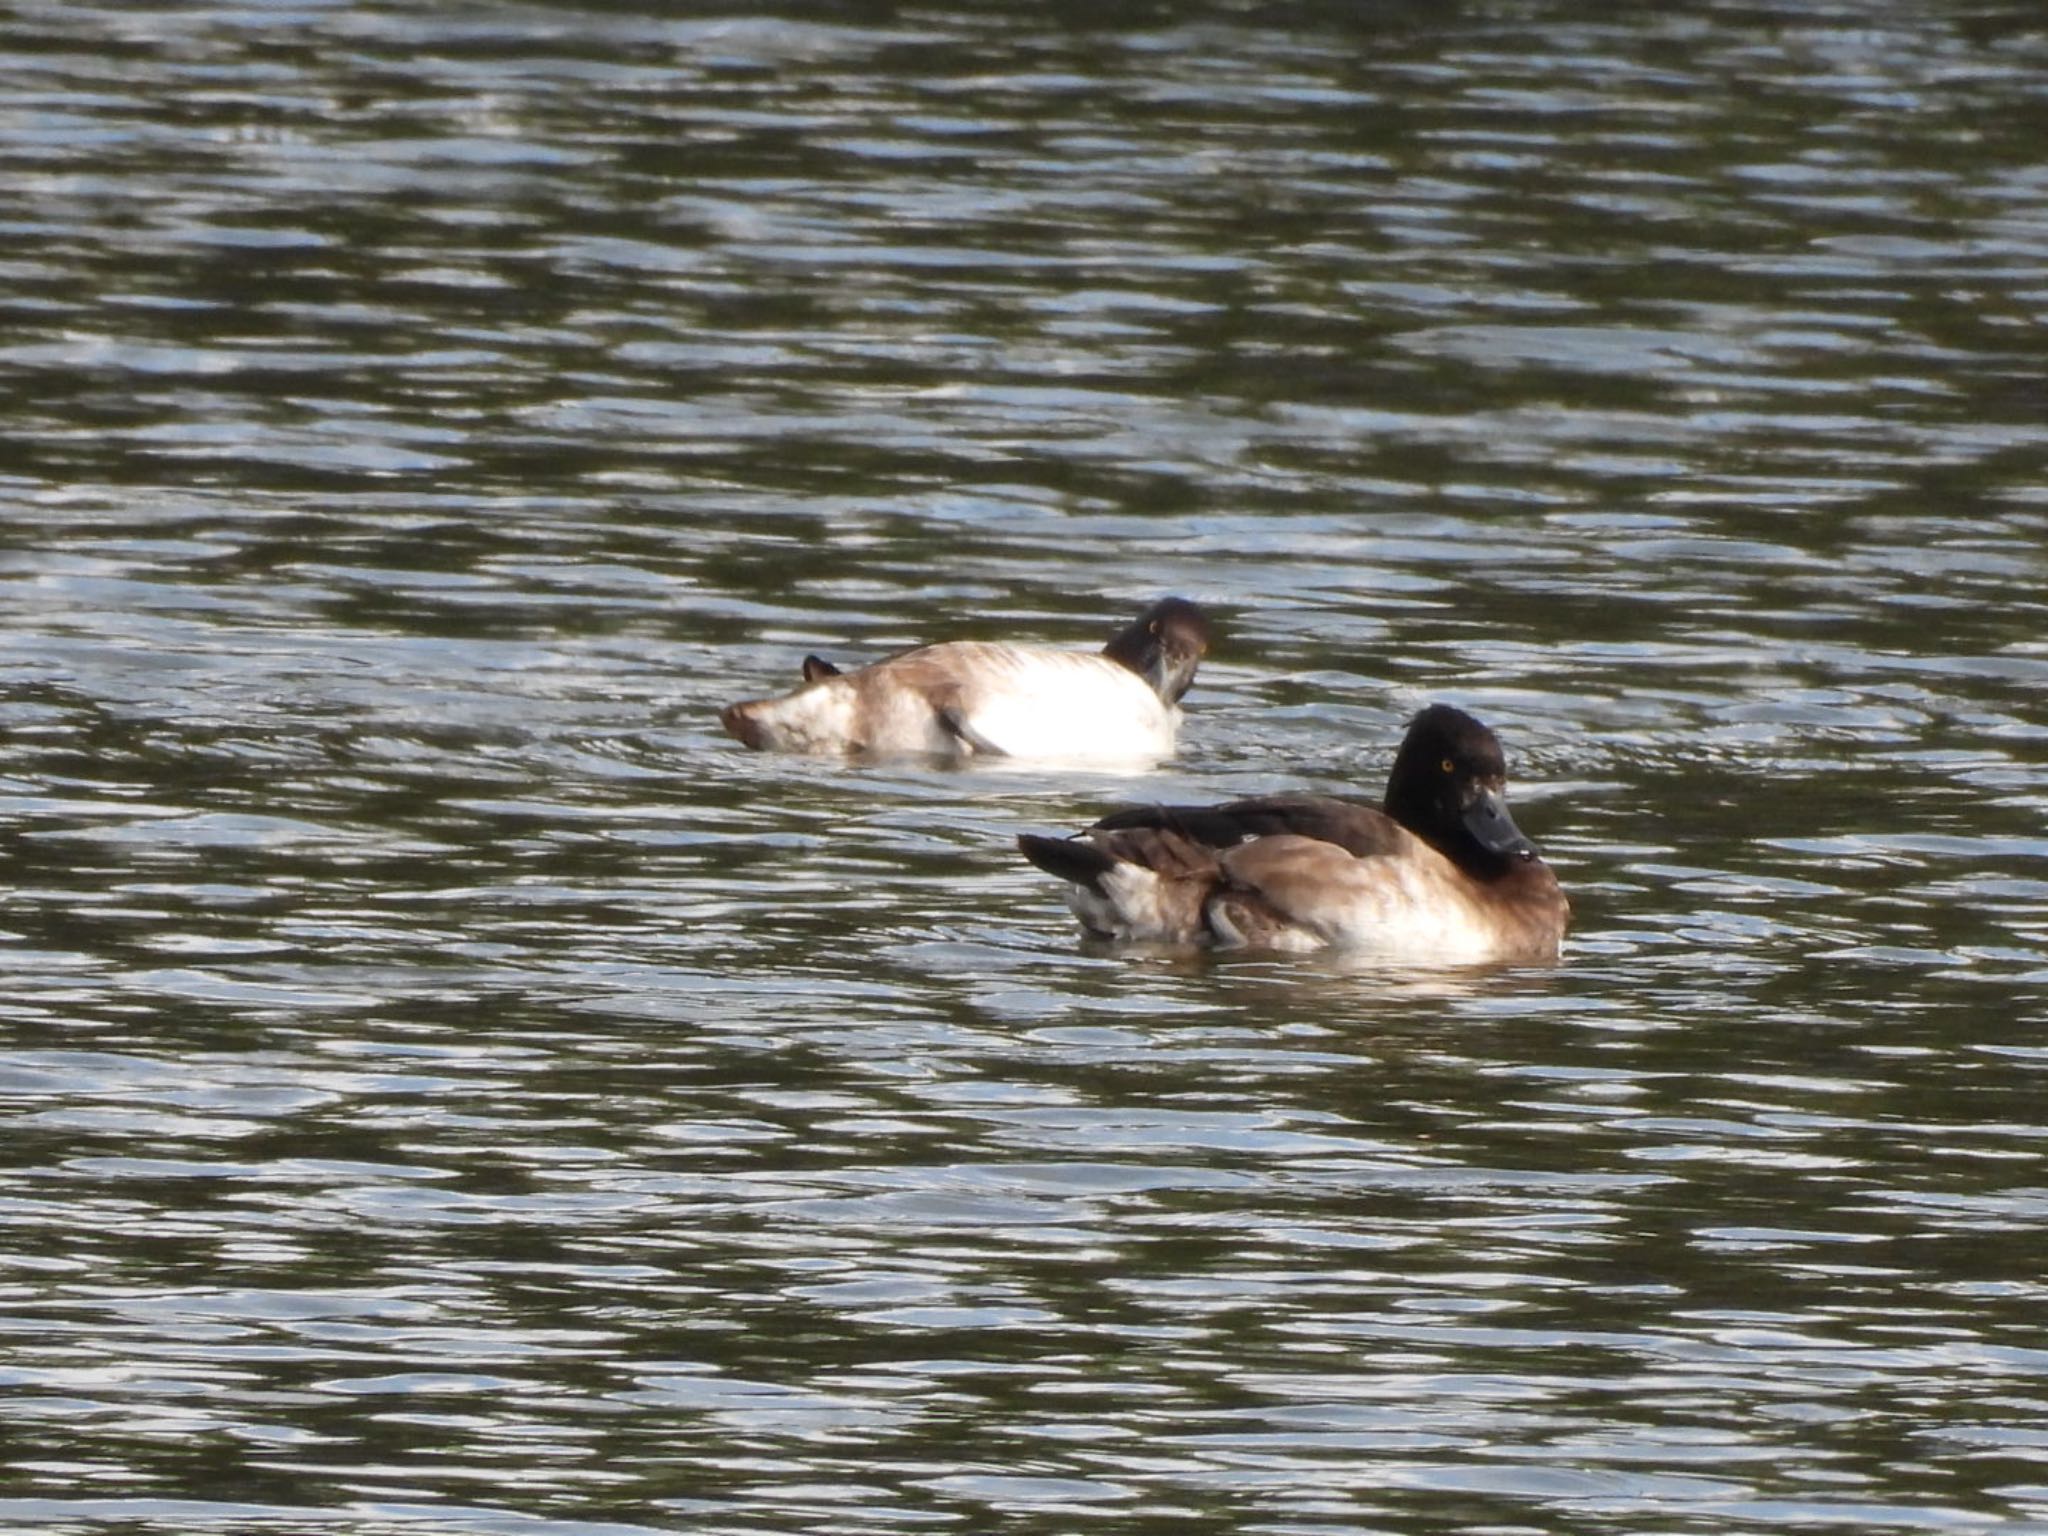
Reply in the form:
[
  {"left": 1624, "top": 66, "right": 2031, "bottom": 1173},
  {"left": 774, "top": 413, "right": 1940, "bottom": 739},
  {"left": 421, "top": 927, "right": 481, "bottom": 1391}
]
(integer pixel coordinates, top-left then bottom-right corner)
[
  {"left": 719, "top": 701, "right": 767, "bottom": 749},
  {"left": 1016, "top": 833, "right": 1120, "bottom": 894}
]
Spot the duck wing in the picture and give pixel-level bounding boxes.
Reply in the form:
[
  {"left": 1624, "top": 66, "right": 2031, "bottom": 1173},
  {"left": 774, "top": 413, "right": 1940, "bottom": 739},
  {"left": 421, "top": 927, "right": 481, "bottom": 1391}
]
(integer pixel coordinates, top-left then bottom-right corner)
[{"left": 1090, "top": 793, "right": 1405, "bottom": 859}]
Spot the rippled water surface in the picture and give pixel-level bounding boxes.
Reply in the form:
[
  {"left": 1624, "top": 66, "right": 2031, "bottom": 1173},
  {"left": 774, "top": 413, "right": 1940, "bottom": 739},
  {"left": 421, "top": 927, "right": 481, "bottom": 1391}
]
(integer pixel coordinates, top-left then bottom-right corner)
[{"left": 5, "top": 1, "right": 2048, "bottom": 1532}]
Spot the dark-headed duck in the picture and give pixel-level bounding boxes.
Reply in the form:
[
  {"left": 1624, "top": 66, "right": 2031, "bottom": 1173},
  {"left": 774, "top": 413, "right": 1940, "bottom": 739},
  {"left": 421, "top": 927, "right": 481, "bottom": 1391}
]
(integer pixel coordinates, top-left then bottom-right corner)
[
  {"left": 1017, "top": 704, "right": 1568, "bottom": 962},
  {"left": 720, "top": 598, "right": 1211, "bottom": 763}
]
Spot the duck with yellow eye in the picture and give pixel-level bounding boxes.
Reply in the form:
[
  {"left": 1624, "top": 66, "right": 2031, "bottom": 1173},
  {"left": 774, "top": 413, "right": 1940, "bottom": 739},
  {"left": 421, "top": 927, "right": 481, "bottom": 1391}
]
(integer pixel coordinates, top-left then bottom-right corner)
[{"left": 1017, "top": 704, "right": 1568, "bottom": 962}]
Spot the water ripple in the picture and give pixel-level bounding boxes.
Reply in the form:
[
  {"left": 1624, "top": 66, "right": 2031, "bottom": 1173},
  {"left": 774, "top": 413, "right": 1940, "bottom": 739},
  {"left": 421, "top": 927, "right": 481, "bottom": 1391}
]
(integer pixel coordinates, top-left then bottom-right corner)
[{"left": 6, "top": 1, "right": 2048, "bottom": 1533}]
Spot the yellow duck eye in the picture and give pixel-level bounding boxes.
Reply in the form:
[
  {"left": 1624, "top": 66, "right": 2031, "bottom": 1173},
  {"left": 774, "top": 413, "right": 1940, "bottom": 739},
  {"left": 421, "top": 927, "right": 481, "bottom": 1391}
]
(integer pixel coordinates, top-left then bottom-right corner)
[{"left": 1440, "top": 757, "right": 1456, "bottom": 774}]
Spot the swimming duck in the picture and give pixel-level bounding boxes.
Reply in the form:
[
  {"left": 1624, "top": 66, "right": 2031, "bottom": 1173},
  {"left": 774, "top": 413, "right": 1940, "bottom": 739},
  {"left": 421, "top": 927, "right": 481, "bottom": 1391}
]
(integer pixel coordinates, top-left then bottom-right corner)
[
  {"left": 720, "top": 598, "right": 1211, "bottom": 762},
  {"left": 1017, "top": 704, "right": 1568, "bottom": 961}
]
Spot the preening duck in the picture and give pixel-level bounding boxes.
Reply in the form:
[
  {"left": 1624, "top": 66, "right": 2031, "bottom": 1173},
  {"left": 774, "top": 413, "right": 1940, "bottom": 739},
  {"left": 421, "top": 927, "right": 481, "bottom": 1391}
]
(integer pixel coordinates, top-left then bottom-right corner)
[
  {"left": 720, "top": 598, "right": 1211, "bottom": 762},
  {"left": 1017, "top": 704, "right": 1568, "bottom": 962}
]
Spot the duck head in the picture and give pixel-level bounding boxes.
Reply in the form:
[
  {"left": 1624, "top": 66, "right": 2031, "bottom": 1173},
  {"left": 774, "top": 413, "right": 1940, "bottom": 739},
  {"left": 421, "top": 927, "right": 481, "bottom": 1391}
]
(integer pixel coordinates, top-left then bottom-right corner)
[
  {"left": 1101, "top": 597, "right": 1212, "bottom": 704},
  {"left": 1383, "top": 703, "right": 1540, "bottom": 874}
]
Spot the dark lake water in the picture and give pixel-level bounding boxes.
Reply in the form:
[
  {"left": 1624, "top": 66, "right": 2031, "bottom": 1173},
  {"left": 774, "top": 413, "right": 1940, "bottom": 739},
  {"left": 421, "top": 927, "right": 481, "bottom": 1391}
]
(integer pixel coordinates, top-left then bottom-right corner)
[{"left": 5, "top": 2, "right": 2048, "bottom": 1532}]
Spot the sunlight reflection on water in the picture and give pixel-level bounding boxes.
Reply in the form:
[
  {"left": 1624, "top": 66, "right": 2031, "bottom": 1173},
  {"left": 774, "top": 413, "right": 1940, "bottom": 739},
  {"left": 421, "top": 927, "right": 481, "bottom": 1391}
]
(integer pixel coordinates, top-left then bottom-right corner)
[{"left": 5, "top": 1, "right": 2048, "bottom": 1533}]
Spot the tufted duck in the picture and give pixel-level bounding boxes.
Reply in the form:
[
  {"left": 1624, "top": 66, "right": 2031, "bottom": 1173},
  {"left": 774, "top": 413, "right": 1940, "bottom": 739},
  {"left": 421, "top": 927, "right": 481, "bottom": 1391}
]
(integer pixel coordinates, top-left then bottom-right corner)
[
  {"left": 1017, "top": 704, "right": 1568, "bottom": 961},
  {"left": 720, "top": 598, "right": 1211, "bottom": 762}
]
